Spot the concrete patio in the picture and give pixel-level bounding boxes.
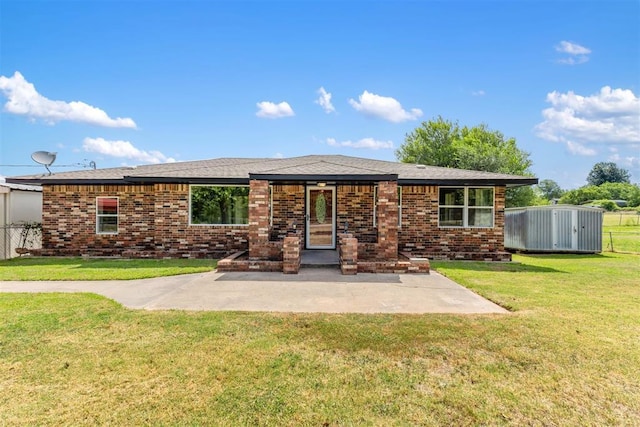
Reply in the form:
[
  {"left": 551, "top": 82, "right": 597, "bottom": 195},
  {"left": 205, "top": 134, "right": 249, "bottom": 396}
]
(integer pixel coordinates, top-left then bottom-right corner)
[{"left": 0, "top": 268, "right": 508, "bottom": 314}]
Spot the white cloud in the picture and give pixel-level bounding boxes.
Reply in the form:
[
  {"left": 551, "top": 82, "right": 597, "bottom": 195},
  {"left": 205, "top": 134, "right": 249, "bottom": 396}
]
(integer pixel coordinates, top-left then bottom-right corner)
[
  {"left": 546, "top": 86, "right": 638, "bottom": 119},
  {"left": 556, "top": 41, "right": 591, "bottom": 55},
  {"left": 555, "top": 41, "right": 591, "bottom": 65},
  {"left": 535, "top": 86, "right": 640, "bottom": 155},
  {"left": 315, "top": 87, "right": 335, "bottom": 113},
  {"left": 82, "top": 137, "right": 175, "bottom": 164},
  {"left": 472, "top": 90, "right": 486, "bottom": 97},
  {"left": 557, "top": 56, "right": 589, "bottom": 66},
  {"left": 348, "top": 90, "right": 422, "bottom": 123},
  {"left": 256, "top": 101, "right": 295, "bottom": 118},
  {"left": 326, "top": 137, "right": 393, "bottom": 150},
  {"left": 609, "top": 152, "right": 640, "bottom": 170},
  {"left": 0, "top": 71, "right": 137, "bottom": 128},
  {"left": 566, "top": 140, "right": 597, "bottom": 156}
]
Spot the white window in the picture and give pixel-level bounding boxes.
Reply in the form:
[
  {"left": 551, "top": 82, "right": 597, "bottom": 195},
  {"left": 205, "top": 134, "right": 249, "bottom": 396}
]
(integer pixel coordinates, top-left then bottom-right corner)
[
  {"left": 97, "top": 197, "right": 118, "bottom": 234},
  {"left": 439, "top": 187, "right": 494, "bottom": 228},
  {"left": 190, "top": 185, "right": 249, "bottom": 225}
]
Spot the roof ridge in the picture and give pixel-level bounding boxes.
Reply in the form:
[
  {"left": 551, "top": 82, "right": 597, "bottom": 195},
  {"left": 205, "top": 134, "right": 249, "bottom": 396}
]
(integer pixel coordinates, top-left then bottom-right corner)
[
  {"left": 127, "top": 157, "right": 278, "bottom": 177},
  {"left": 318, "top": 158, "right": 394, "bottom": 174}
]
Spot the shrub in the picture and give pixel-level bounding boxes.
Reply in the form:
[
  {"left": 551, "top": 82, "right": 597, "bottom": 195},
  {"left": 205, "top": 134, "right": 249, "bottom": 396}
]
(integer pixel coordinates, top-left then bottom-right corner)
[{"left": 591, "top": 200, "right": 619, "bottom": 211}]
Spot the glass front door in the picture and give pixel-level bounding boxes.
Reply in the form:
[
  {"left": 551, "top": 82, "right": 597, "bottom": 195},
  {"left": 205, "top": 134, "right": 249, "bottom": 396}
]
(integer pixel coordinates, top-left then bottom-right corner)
[{"left": 306, "top": 186, "right": 336, "bottom": 249}]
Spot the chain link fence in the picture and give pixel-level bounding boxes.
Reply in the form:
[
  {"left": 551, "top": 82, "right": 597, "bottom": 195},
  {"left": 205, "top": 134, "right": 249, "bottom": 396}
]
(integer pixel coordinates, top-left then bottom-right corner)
[
  {"left": 0, "top": 223, "right": 42, "bottom": 260},
  {"left": 603, "top": 212, "right": 640, "bottom": 254}
]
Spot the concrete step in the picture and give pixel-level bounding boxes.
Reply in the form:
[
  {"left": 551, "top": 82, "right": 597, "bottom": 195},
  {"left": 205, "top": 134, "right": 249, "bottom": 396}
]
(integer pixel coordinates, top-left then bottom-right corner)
[{"left": 300, "top": 250, "right": 339, "bottom": 268}]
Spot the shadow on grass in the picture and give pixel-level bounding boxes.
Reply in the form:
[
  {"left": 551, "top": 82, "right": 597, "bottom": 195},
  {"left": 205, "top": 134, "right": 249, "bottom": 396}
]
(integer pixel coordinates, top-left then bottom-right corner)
[{"left": 519, "top": 253, "right": 608, "bottom": 261}]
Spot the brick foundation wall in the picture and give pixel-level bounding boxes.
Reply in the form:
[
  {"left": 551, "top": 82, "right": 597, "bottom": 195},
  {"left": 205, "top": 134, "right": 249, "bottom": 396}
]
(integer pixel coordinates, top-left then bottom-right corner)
[
  {"left": 40, "top": 184, "right": 248, "bottom": 258},
  {"left": 399, "top": 185, "right": 510, "bottom": 260}
]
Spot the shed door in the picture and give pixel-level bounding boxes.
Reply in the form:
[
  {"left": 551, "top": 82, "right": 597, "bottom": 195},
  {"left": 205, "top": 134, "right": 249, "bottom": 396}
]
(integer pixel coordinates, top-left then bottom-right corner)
[{"left": 552, "top": 209, "right": 578, "bottom": 250}]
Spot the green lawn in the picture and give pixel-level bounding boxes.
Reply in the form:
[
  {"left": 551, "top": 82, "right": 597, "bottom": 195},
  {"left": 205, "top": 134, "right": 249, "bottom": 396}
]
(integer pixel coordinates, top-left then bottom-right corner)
[
  {"left": 1, "top": 253, "right": 639, "bottom": 425},
  {"left": 0, "top": 257, "right": 217, "bottom": 280}
]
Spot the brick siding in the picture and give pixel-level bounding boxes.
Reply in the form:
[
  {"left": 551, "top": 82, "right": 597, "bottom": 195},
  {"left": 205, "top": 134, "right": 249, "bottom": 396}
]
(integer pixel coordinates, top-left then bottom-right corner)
[
  {"left": 39, "top": 182, "right": 509, "bottom": 261},
  {"left": 40, "top": 184, "right": 248, "bottom": 258},
  {"left": 399, "top": 185, "right": 510, "bottom": 261},
  {"left": 270, "top": 184, "right": 305, "bottom": 243}
]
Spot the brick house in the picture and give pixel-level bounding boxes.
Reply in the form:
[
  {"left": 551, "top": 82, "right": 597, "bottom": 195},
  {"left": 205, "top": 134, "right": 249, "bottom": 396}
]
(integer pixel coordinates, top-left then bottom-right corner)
[{"left": 7, "top": 155, "right": 537, "bottom": 273}]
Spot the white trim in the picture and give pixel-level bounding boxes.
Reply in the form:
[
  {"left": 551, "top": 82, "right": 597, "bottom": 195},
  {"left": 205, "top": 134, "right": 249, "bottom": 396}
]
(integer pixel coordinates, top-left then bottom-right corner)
[
  {"left": 96, "top": 196, "right": 119, "bottom": 235},
  {"left": 398, "top": 186, "right": 402, "bottom": 228},
  {"left": 306, "top": 185, "right": 336, "bottom": 249},
  {"left": 438, "top": 186, "right": 495, "bottom": 228},
  {"left": 269, "top": 185, "right": 273, "bottom": 227},
  {"left": 373, "top": 185, "right": 378, "bottom": 228}
]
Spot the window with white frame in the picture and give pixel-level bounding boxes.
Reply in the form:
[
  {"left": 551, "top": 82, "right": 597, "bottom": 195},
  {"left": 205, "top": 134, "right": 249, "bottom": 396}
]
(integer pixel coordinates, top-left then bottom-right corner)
[
  {"left": 438, "top": 187, "right": 494, "bottom": 227},
  {"left": 96, "top": 197, "right": 119, "bottom": 234},
  {"left": 190, "top": 185, "right": 249, "bottom": 225}
]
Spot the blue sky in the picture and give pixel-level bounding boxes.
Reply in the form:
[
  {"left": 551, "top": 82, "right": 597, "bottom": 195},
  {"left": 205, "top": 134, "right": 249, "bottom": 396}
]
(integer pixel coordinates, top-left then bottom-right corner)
[{"left": 1, "top": 0, "right": 638, "bottom": 189}]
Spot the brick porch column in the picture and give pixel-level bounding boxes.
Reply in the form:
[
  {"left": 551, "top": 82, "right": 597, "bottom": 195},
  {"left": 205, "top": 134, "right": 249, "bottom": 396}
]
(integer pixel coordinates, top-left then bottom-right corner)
[
  {"left": 282, "top": 235, "right": 301, "bottom": 274},
  {"left": 377, "top": 181, "right": 398, "bottom": 260},
  {"left": 248, "top": 179, "right": 270, "bottom": 259},
  {"left": 494, "top": 186, "right": 506, "bottom": 251},
  {"left": 338, "top": 233, "right": 358, "bottom": 275}
]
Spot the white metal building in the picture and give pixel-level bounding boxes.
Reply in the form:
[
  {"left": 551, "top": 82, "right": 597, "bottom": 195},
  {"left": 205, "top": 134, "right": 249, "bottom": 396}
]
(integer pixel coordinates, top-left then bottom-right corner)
[
  {"left": 0, "top": 182, "right": 43, "bottom": 259},
  {"left": 505, "top": 205, "right": 603, "bottom": 253}
]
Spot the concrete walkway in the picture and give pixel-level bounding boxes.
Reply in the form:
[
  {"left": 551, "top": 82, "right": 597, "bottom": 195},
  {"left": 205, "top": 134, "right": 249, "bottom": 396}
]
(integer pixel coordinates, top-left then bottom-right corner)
[{"left": 0, "top": 269, "right": 508, "bottom": 314}]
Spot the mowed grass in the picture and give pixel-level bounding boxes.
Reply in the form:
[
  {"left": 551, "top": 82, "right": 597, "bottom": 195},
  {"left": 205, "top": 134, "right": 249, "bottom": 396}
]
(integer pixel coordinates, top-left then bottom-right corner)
[
  {"left": 1, "top": 254, "right": 639, "bottom": 425},
  {"left": 603, "top": 212, "right": 640, "bottom": 253},
  {"left": 0, "top": 257, "right": 217, "bottom": 280}
]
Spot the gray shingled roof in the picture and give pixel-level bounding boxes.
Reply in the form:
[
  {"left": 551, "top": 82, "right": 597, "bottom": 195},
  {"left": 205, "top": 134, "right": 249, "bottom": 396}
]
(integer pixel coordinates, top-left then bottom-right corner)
[{"left": 6, "top": 155, "right": 537, "bottom": 186}]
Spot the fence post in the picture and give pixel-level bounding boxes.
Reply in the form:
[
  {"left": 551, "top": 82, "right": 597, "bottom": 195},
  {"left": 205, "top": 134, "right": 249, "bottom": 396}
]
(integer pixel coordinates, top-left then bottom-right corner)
[{"left": 609, "top": 231, "right": 614, "bottom": 252}]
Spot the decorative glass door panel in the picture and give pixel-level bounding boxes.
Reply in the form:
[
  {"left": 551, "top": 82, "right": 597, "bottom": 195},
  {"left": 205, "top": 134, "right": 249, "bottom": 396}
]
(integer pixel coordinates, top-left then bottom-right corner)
[{"left": 306, "top": 186, "right": 336, "bottom": 249}]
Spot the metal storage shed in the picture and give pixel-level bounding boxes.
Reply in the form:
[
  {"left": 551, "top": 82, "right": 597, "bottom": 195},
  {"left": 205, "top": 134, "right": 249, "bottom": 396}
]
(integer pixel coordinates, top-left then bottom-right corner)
[{"left": 505, "top": 205, "right": 603, "bottom": 253}]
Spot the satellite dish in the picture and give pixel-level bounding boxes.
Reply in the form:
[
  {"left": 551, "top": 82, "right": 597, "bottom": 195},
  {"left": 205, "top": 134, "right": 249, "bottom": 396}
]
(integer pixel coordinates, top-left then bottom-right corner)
[{"left": 31, "top": 151, "right": 57, "bottom": 175}]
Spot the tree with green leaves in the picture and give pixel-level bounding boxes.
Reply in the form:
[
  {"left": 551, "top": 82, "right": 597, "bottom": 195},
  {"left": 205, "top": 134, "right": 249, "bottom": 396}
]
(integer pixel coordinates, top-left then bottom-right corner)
[
  {"left": 537, "top": 179, "right": 564, "bottom": 201},
  {"left": 396, "top": 116, "right": 536, "bottom": 207},
  {"left": 560, "top": 182, "right": 640, "bottom": 207},
  {"left": 586, "top": 162, "right": 631, "bottom": 186}
]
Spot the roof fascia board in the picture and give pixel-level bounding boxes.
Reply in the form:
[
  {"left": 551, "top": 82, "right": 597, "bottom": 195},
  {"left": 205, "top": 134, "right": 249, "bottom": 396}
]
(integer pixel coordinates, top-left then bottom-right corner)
[
  {"left": 6, "top": 178, "right": 130, "bottom": 185},
  {"left": 398, "top": 178, "right": 539, "bottom": 187}
]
